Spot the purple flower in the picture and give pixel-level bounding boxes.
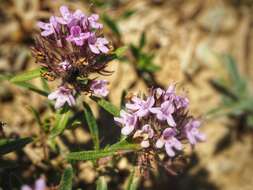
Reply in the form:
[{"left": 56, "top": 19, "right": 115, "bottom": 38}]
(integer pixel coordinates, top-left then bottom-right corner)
[
  {"left": 21, "top": 186, "right": 32, "bottom": 190},
  {"left": 184, "top": 120, "right": 206, "bottom": 145},
  {"left": 174, "top": 95, "right": 189, "bottom": 109},
  {"left": 66, "top": 26, "right": 90, "bottom": 46},
  {"left": 164, "top": 84, "right": 176, "bottom": 100},
  {"left": 155, "top": 128, "right": 182, "bottom": 157},
  {"left": 56, "top": 6, "right": 85, "bottom": 26},
  {"left": 163, "top": 84, "right": 189, "bottom": 109},
  {"left": 114, "top": 111, "right": 137, "bottom": 135},
  {"left": 88, "top": 14, "right": 103, "bottom": 29},
  {"left": 90, "top": 80, "right": 109, "bottom": 97},
  {"left": 126, "top": 96, "right": 155, "bottom": 118},
  {"left": 88, "top": 33, "right": 109, "bottom": 54},
  {"left": 21, "top": 177, "right": 47, "bottom": 190},
  {"left": 150, "top": 100, "right": 176, "bottom": 127},
  {"left": 133, "top": 124, "right": 154, "bottom": 148},
  {"left": 59, "top": 60, "right": 71, "bottom": 70},
  {"left": 37, "top": 16, "right": 59, "bottom": 37},
  {"left": 48, "top": 86, "right": 75, "bottom": 109}
]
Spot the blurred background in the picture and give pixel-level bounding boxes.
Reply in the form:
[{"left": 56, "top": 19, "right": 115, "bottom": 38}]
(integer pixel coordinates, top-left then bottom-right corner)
[{"left": 0, "top": 0, "right": 253, "bottom": 189}]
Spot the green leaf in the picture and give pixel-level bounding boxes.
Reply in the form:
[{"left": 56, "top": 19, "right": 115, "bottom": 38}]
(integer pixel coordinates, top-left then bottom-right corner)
[
  {"left": 223, "top": 55, "right": 247, "bottom": 95},
  {"left": 50, "top": 109, "right": 71, "bottom": 138},
  {"left": 14, "top": 81, "right": 49, "bottom": 97},
  {"left": 120, "top": 10, "right": 136, "bottom": 20},
  {"left": 67, "top": 149, "right": 119, "bottom": 161},
  {"left": 59, "top": 166, "right": 73, "bottom": 190},
  {"left": 67, "top": 141, "right": 139, "bottom": 161},
  {"left": 209, "top": 79, "right": 237, "bottom": 100},
  {"left": 139, "top": 32, "right": 146, "bottom": 49},
  {"left": 27, "top": 106, "right": 42, "bottom": 127},
  {"left": 41, "top": 78, "right": 50, "bottom": 92},
  {"left": 114, "top": 46, "right": 128, "bottom": 58},
  {"left": 126, "top": 168, "right": 139, "bottom": 190},
  {"left": 10, "top": 68, "right": 41, "bottom": 83},
  {"left": 91, "top": 97, "right": 120, "bottom": 117},
  {"left": 143, "top": 63, "right": 160, "bottom": 73},
  {"left": 108, "top": 139, "right": 139, "bottom": 150},
  {"left": 83, "top": 102, "right": 100, "bottom": 150},
  {"left": 223, "top": 55, "right": 241, "bottom": 83},
  {"left": 130, "top": 44, "right": 140, "bottom": 59},
  {"left": 206, "top": 99, "right": 253, "bottom": 118},
  {"left": 96, "top": 176, "right": 108, "bottom": 190},
  {"left": 102, "top": 14, "right": 121, "bottom": 37},
  {"left": 0, "top": 137, "right": 32, "bottom": 155}
]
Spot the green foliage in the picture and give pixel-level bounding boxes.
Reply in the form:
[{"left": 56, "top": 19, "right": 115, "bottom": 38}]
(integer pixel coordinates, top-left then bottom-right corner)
[
  {"left": 208, "top": 54, "right": 253, "bottom": 129},
  {"left": 130, "top": 32, "right": 160, "bottom": 73},
  {"left": 0, "top": 137, "right": 32, "bottom": 155},
  {"left": 83, "top": 102, "right": 100, "bottom": 150},
  {"left": 126, "top": 168, "right": 139, "bottom": 190},
  {"left": 67, "top": 140, "right": 140, "bottom": 161},
  {"left": 59, "top": 166, "right": 74, "bottom": 190},
  {"left": 102, "top": 13, "right": 121, "bottom": 38},
  {"left": 96, "top": 176, "right": 108, "bottom": 190},
  {"left": 9, "top": 68, "right": 41, "bottom": 83},
  {"left": 27, "top": 106, "right": 43, "bottom": 127},
  {"left": 114, "top": 46, "right": 129, "bottom": 58},
  {"left": 50, "top": 109, "right": 72, "bottom": 138},
  {"left": 13, "top": 81, "right": 49, "bottom": 97},
  {"left": 91, "top": 97, "right": 120, "bottom": 116},
  {"left": 120, "top": 10, "right": 136, "bottom": 20}
]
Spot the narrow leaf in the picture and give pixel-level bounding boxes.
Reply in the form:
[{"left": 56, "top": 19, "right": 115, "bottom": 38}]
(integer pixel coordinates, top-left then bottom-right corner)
[
  {"left": 83, "top": 102, "right": 100, "bottom": 150},
  {"left": 96, "top": 176, "right": 108, "bottom": 190},
  {"left": 27, "top": 106, "right": 42, "bottom": 127},
  {"left": 91, "top": 97, "right": 120, "bottom": 117},
  {"left": 10, "top": 68, "right": 41, "bottom": 83},
  {"left": 139, "top": 32, "right": 146, "bottom": 49},
  {"left": 50, "top": 110, "right": 71, "bottom": 138},
  {"left": 14, "top": 81, "right": 49, "bottom": 97},
  {"left": 67, "top": 141, "right": 139, "bottom": 161},
  {"left": 102, "top": 14, "right": 121, "bottom": 37},
  {"left": 108, "top": 139, "right": 139, "bottom": 150},
  {"left": 59, "top": 166, "right": 73, "bottom": 190},
  {"left": 114, "top": 46, "right": 128, "bottom": 58},
  {"left": 0, "top": 137, "right": 32, "bottom": 155},
  {"left": 126, "top": 168, "right": 139, "bottom": 190},
  {"left": 120, "top": 10, "right": 136, "bottom": 20},
  {"left": 223, "top": 55, "right": 241, "bottom": 83}
]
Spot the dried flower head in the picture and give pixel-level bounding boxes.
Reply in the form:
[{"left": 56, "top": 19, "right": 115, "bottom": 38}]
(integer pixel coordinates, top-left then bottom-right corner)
[
  {"left": 32, "top": 6, "right": 113, "bottom": 109},
  {"left": 114, "top": 84, "right": 206, "bottom": 175}
]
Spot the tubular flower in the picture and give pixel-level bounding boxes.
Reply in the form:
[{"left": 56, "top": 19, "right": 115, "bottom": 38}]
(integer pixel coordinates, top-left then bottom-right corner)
[
  {"left": 114, "top": 85, "right": 205, "bottom": 157},
  {"left": 90, "top": 80, "right": 109, "bottom": 97},
  {"left": 48, "top": 86, "right": 75, "bottom": 109},
  {"left": 32, "top": 5, "right": 113, "bottom": 109}
]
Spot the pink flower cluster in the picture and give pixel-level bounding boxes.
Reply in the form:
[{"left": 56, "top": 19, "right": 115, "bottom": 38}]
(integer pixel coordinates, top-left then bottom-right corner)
[
  {"left": 35, "top": 6, "right": 111, "bottom": 109},
  {"left": 114, "top": 85, "right": 206, "bottom": 157},
  {"left": 37, "top": 6, "right": 109, "bottom": 54}
]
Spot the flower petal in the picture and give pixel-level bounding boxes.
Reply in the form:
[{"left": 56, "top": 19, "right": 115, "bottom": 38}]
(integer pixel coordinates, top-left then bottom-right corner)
[
  {"left": 165, "top": 143, "right": 175, "bottom": 157},
  {"left": 121, "top": 125, "right": 134, "bottom": 136},
  {"left": 155, "top": 138, "right": 165, "bottom": 148}
]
